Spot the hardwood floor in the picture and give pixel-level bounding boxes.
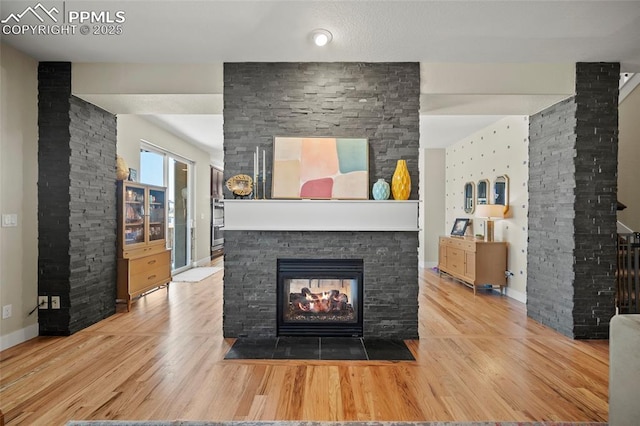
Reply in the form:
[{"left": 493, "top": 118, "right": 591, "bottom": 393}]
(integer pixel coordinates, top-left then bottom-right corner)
[{"left": 0, "top": 264, "right": 609, "bottom": 424}]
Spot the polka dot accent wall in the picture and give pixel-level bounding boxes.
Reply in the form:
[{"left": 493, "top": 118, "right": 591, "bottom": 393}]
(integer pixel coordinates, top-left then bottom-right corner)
[{"left": 445, "top": 116, "right": 529, "bottom": 302}]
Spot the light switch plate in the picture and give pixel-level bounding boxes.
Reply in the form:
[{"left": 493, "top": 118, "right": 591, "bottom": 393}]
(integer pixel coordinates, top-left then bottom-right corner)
[{"left": 1, "top": 214, "right": 18, "bottom": 227}]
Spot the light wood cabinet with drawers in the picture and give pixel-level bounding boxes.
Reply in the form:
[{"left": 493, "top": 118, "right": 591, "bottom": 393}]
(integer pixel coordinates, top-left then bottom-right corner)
[
  {"left": 117, "top": 181, "right": 172, "bottom": 310},
  {"left": 438, "top": 236, "right": 507, "bottom": 294}
]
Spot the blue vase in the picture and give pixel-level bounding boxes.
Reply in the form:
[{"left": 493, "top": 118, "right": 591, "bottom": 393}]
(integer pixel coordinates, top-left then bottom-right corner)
[{"left": 372, "top": 178, "right": 390, "bottom": 200}]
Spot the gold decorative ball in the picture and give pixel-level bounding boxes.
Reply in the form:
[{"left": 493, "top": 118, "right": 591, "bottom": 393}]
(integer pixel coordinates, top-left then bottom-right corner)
[{"left": 116, "top": 155, "right": 129, "bottom": 180}]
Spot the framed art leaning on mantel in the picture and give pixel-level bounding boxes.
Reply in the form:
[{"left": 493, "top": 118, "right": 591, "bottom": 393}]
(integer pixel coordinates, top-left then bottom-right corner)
[{"left": 272, "top": 137, "right": 369, "bottom": 200}]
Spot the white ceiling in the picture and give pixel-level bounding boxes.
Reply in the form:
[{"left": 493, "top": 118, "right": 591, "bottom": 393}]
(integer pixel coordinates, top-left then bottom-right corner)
[
  {"left": 420, "top": 115, "right": 510, "bottom": 149},
  {"left": 141, "top": 114, "right": 224, "bottom": 158},
  {"left": 3, "top": 0, "right": 639, "bottom": 156},
  {"left": 4, "top": 1, "right": 640, "bottom": 66}
]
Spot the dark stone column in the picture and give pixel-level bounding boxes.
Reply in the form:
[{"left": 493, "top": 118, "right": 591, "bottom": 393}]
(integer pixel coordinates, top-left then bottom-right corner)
[
  {"left": 528, "top": 62, "right": 619, "bottom": 338},
  {"left": 222, "top": 63, "right": 420, "bottom": 338},
  {"left": 572, "top": 63, "right": 619, "bottom": 338},
  {"left": 38, "top": 62, "right": 118, "bottom": 335},
  {"left": 38, "top": 62, "right": 72, "bottom": 334}
]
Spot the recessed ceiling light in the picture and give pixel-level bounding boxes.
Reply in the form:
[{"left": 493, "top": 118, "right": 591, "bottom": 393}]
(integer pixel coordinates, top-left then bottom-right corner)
[{"left": 311, "top": 29, "right": 332, "bottom": 47}]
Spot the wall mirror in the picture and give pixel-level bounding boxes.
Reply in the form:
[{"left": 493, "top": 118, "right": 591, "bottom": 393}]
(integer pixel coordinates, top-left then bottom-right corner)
[
  {"left": 464, "top": 181, "right": 475, "bottom": 214},
  {"left": 494, "top": 175, "right": 510, "bottom": 214},
  {"left": 477, "top": 179, "right": 489, "bottom": 205}
]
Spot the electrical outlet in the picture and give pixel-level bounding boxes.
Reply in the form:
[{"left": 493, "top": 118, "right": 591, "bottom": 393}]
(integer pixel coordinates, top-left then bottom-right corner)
[
  {"left": 38, "top": 296, "right": 48, "bottom": 309},
  {"left": 2, "top": 304, "right": 12, "bottom": 319},
  {"left": 51, "top": 296, "right": 61, "bottom": 309}
]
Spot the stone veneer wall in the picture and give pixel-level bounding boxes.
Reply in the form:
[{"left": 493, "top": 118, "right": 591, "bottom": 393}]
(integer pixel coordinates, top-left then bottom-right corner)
[
  {"left": 223, "top": 62, "right": 420, "bottom": 199},
  {"left": 38, "top": 62, "right": 117, "bottom": 335},
  {"left": 223, "top": 231, "right": 419, "bottom": 339},
  {"left": 528, "top": 62, "right": 619, "bottom": 339},
  {"left": 223, "top": 63, "right": 420, "bottom": 338}
]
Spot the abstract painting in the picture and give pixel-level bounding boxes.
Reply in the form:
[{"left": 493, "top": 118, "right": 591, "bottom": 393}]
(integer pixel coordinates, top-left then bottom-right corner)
[{"left": 272, "top": 137, "right": 369, "bottom": 199}]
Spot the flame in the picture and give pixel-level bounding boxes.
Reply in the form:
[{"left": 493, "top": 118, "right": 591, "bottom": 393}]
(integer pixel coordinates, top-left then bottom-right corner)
[{"left": 292, "top": 287, "right": 351, "bottom": 315}]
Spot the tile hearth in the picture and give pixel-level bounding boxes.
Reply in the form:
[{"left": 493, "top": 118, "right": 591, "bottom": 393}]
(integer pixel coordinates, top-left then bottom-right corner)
[{"left": 224, "top": 337, "right": 415, "bottom": 361}]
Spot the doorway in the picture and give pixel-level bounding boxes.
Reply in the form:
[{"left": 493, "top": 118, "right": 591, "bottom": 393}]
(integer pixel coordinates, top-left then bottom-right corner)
[{"left": 140, "top": 144, "right": 194, "bottom": 273}]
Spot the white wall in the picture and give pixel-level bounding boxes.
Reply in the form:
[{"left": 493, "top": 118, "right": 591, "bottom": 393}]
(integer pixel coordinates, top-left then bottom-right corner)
[
  {"left": 420, "top": 63, "right": 575, "bottom": 115},
  {"left": 420, "top": 149, "right": 446, "bottom": 268},
  {"left": 445, "top": 116, "right": 529, "bottom": 302},
  {"left": 72, "top": 63, "right": 224, "bottom": 95},
  {"left": 618, "top": 83, "right": 640, "bottom": 231},
  {"left": 117, "top": 115, "right": 212, "bottom": 265},
  {"left": 0, "top": 43, "right": 39, "bottom": 349}
]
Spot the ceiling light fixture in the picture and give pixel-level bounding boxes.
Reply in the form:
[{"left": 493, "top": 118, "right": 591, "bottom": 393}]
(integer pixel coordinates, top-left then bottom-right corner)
[{"left": 311, "top": 29, "right": 332, "bottom": 47}]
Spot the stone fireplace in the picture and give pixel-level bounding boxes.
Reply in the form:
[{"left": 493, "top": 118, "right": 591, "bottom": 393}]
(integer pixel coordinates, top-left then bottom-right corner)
[
  {"left": 222, "top": 62, "right": 420, "bottom": 340},
  {"left": 222, "top": 201, "right": 419, "bottom": 340}
]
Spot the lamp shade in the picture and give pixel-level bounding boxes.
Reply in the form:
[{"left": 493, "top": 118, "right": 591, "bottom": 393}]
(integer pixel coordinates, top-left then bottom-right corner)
[{"left": 475, "top": 204, "right": 504, "bottom": 219}]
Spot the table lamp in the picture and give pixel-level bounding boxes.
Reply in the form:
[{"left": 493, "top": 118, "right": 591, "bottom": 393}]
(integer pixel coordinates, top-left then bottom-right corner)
[{"left": 475, "top": 204, "right": 504, "bottom": 242}]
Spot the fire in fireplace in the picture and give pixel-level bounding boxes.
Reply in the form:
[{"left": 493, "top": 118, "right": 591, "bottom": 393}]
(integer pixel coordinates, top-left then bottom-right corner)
[
  {"left": 288, "top": 282, "right": 354, "bottom": 319},
  {"left": 277, "top": 259, "right": 363, "bottom": 336}
]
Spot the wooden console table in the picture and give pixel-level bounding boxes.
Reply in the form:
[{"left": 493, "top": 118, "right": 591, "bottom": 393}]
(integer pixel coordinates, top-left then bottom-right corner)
[{"left": 438, "top": 236, "right": 507, "bottom": 294}]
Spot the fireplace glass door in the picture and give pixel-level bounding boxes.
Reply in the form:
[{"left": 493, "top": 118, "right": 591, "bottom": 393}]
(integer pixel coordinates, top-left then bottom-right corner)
[{"left": 277, "top": 259, "right": 363, "bottom": 337}]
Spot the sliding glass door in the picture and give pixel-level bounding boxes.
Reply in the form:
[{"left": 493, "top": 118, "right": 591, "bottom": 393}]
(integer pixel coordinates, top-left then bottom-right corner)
[
  {"left": 140, "top": 145, "right": 193, "bottom": 273},
  {"left": 169, "top": 158, "right": 189, "bottom": 270}
]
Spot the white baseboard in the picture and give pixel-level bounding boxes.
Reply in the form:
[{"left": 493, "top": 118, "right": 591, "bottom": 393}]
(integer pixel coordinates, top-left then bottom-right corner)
[
  {"left": 505, "top": 287, "right": 527, "bottom": 304},
  {"left": 423, "top": 265, "right": 527, "bottom": 303},
  {"left": 193, "top": 255, "right": 213, "bottom": 267},
  {"left": 0, "top": 323, "right": 39, "bottom": 351}
]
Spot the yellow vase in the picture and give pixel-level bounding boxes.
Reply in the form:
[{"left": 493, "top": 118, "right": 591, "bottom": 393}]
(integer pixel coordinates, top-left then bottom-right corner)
[{"left": 391, "top": 159, "right": 411, "bottom": 200}]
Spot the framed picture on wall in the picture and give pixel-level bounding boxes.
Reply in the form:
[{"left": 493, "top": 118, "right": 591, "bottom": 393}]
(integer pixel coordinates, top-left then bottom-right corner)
[
  {"left": 272, "top": 136, "right": 369, "bottom": 199},
  {"left": 450, "top": 218, "right": 470, "bottom": 236},
  {"left": 128, "top": 168, "right": 137, "bottom": 182}
]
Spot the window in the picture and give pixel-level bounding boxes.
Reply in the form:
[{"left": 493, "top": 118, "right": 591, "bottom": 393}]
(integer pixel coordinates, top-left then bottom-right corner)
[{"left": 140, "top": 150, "right": 165, "bottom": 186}]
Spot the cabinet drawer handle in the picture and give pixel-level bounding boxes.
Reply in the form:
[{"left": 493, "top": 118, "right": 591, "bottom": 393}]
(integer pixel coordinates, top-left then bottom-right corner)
[
  {"left": 148, "top": 274, "right": 157, "bottom": 280},
  {"left": 148, "top": 260, "right": 156, "bottom": 265}
]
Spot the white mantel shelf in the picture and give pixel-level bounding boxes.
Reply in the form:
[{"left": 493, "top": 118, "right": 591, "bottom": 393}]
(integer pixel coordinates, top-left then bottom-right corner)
[{"left": 224, "top": 199, "right": 419, "bottom": 231}]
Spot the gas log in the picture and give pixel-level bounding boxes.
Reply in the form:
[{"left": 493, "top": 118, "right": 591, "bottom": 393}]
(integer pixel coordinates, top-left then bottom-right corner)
[{"left": 290, "top": 287, "right": 349, "bottom": 313}]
